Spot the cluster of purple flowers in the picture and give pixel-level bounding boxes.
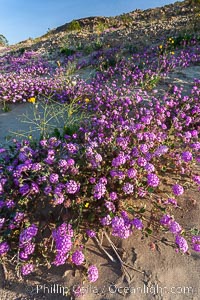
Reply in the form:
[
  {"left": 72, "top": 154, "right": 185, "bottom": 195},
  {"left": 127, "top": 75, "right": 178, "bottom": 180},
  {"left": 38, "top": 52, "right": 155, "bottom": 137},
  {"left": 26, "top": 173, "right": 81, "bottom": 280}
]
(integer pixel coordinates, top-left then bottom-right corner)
[
  {"left": 52, "top": 223, "right": 73, "bottom": 266},
  {"left": 175, "top": 236, "right": 188, "bottom": 253},
  {"left": 0, "top": 241, "right": 10, "bottom": 256},
  {"left": 147, "top": 173, "right": 160, "bottom": 187},
  {"left": 160, "top": 215, "right": 188, "bottom": 253},
  {"left": 191, "top": 236, "right": 200, "bottom": 252},
  {"left": 87, "top": 265, "right": 99, "bottom": 282},
  {"left": 66, "top": 180, "right": 80, "bottom": 194},
  {"left": 0, "top": 35, "right": 199, "bottom": 280},
  {"left": 181, "top": 151, "right": 193, "bottom": 162},
  {"left": 19, "top": 224, "right": 38, "bottom": 262},
  {"left": 172, "top": 184, "right": 184, "bottom": 196},
  {"left": 94, "top": 181, "right": 107, "bottom": 199},
  {"left": 19, "top": 224, "right": 38, "bottom": 246},
  {"left": 122, "top": 182, "right": 134, "bottom": 194},
  {"left": 71, "top": 250, "right": 85, "bottom": 265},
  {"left": 21, "top": 263, "right": 34, "bottom": 276},
  {"left": 111, "top": 216, "right": 132, "bottom": 239}
]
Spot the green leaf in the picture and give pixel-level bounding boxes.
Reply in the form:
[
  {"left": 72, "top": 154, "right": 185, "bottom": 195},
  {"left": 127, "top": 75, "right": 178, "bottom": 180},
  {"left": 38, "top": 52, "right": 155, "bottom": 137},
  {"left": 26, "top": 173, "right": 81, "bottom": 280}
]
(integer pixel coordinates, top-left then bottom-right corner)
[
  {"left": 154, "top": 203, "right": 166, "bottom": 212},
  {"left": 139, "top": 207, "right": 146, "bottom": 213},
  {"left": 127, "top": 207, "right": 135, "bottom": 214},
  {"left": 190, "top": 228, "right": 199, "bottom": 236},
  {"left": 145, "top": 228, "right": 152, "bottom": 235},
  {"left": 147, "top": 187, "right": 154, "bottom": 193},
  {"left": 88, "top": 214, "right": 95, "bottom": 222}
]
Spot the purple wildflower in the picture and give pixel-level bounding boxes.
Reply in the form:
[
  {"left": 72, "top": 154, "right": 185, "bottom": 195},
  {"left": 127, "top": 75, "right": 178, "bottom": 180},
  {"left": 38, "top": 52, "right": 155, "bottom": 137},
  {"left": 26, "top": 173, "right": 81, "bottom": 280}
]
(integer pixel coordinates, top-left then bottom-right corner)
[
  {"left": 111, "top": 216, "right": 132, "bottom": 239},
  {"left": 94, "top": 182, "right": 106, "bottom": 199},
  {"left": 172, "top": 184, "right": 184, "bottom": 196},
  {"left": 192, "top": 175, "right": 200, "bottom": 185},
  {"left": 49, "top": 173, "right": 59, "bottom": 184},
  {"left": 100, "top": 215, "right": 112, "bottom": 226},
  {"left": 144, "top": 163, "right": 155, "bottom": 173},
  {"left": 71, "top": 250, "right": 85, "bottom": 265},
  {"left": 19, "top": 224, "right": 38, "bottom": 246},
  {"left": 164, "top": 198, "right": 178, "bottom": 207},
  {"left": 112, "top": 153, "right": 126, "bottom": 167},
  {"left": 31, "top": 182, "right": 39, "bottom": 194},
  {"left": 14, "top": 212, "right": 25, "bottom": 223},
  {"left": 5, "top": 199, "right": 15, "bottom": 208},
  {"left": 86, "top": 229, "right": 96, "bottom": 238},
  {"left": 175, "top": 235, "right": 188, "bottom": 253},
  {"left": 137, "top": 157, "right": 147, "bottom": 167},
  {"left": 66, "top": 180, "right": 80, "bottom": 194},
  {"left": 140, "top": 144, "right": 149, "bottom": 154},
  {"left": 88, "top": 265, "right": 99, "bottom": 282},
  {"left": 127, "top": 168, "right": 137, "bottom": 178},
  {"left": 160, "top": 214, "right": 172, "bottom": 226},
  {"left": 21, "top": 263, "right": 34, "bottom": 276},
  {"left": 147, "top": 173, "right": 159, "bottom": 187},
  {"left": 19, "top": 184, "right": 30, "bottom": 195},
  {"left": 122, "top": 182, "right": 134, "bottom": 194},
  {"left": 105, "top": 201, "right": 115, "bottom": 212},
  {"left": 191, "top": 236, "right": 200, "bottom": 252},
  {"left": 181, "top": 151, "right": 193, "bottom": 162},
  {"left": 132, "top": 218, "right": 143, "bottom": 230},
  {"left": 154, "top": 145, "right": 168, "bottom": 156},
  {"left": 0, "top": 241, "right": 10, "bottom": 255},
  {"left": 109, "top": 192, "right": 118, "bottom": 201},
  {"left": 138, "top": 187, "right": 147, "bottom": 197},
  {"left": 44, "top": 185, "right": 52, "bottom": 195},
  {"left": 169, "top": 221, "right": 182, "bottom": 234}
]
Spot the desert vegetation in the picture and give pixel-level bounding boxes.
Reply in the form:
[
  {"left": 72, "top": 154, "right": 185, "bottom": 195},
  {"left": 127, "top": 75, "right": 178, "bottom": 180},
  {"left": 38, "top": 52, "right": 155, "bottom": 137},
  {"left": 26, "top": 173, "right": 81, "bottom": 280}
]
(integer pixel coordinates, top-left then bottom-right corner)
[{"left": 0, "top": 1, "right": 199, "bottom": 298}]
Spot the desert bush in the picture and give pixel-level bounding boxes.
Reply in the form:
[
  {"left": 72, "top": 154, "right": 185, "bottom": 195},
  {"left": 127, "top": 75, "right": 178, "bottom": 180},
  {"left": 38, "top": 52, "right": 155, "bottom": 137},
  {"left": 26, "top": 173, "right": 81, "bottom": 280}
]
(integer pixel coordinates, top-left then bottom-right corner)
[
  {"left": 60, "top": 47, "right": 76, "bottom": 56},
  {"left": 67, "top": 20, "right": 82, "bottom": 32},
  {"left": 0, "top": 34, "right": 8, "bottom": 46}
]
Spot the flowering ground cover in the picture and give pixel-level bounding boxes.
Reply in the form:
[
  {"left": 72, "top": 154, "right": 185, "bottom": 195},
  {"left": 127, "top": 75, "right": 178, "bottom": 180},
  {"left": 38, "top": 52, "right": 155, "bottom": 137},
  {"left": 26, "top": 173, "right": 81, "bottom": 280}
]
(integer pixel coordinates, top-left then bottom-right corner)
[{"left": 0, "top": 30, "right": 200, "bottom": 299}]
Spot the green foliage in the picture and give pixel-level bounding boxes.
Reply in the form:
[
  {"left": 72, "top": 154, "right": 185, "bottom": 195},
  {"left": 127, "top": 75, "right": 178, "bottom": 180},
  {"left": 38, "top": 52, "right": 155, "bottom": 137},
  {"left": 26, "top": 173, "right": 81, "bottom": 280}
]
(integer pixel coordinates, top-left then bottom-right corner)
[
  {"left": 60, "top": 47, "right": 76, "bottom": 56},
  {"left": 18, "top": 47, "right": 26, "bottom": 55},
  {"left": 96, "top": 52, "right": 120, "bottom": 72},
  {"left": 1, "top": 102, "right": 10, "bottom": 112},
  {"left": 95, "top": 21, "right": 108, "bottom": 34},
  {"left": 84, "top": 44, "right": 94, "bottom": 55},
  {"left": 65, "top": 61, "right": 77, "bottom": 76},
  {"left": 76, "top": 41, "right": 84, "bottom": 51},
  {"left": 159, "top": 34, "right": 200, "bottom": 55},
  {"left": 10, "top": 92, "right": 91, "bottom": 140},
  {"left": 67, "top": 20, "right": 82, "bottom": 32},
  {"left": 93, "top": 38, "right": 103, "bottom": 50},
  {"left": 120, "top": 14, "right": 132, "bottom": 25},
  {"left": 0, "top": 34, "right": 8, "bottom": 46},
  {"left": 188, "top": 0, "right": 200, "bottom": 6}
]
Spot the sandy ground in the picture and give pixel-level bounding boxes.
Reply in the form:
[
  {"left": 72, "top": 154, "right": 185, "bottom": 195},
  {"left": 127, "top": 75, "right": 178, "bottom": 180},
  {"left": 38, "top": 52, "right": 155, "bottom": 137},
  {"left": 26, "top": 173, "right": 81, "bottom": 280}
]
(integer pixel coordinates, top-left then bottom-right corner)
[
  {"left": 0, "top": 66, "right": 200, "bottom": 300},
  {"left": 0, "top": 187, "right": 199, "bottom": 300},
  {"left": 0, "top": 101, "right": 69, "bottom": 146}
]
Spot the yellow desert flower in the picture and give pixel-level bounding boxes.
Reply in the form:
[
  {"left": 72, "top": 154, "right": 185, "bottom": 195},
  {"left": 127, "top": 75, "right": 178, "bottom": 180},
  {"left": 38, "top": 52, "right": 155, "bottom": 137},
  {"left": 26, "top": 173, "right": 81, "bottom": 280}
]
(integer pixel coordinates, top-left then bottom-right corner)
[
  {"left": 159, "top": 45, "right": 163, "bottom": 49},
  {"left": 57, "top": 60, "right": 61, "bottom": 67},
  {"left": 85, "top": 98, "right": 90, "bottom": 103},
  {"left": 28, "top": 97, "right": 36, "bottom": 104},
  {"left": 84, "top": 202, "right": 89, "bottom": 208},
  {"left": 171, "top": 51, "right": 175, "bottom": 55}
]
